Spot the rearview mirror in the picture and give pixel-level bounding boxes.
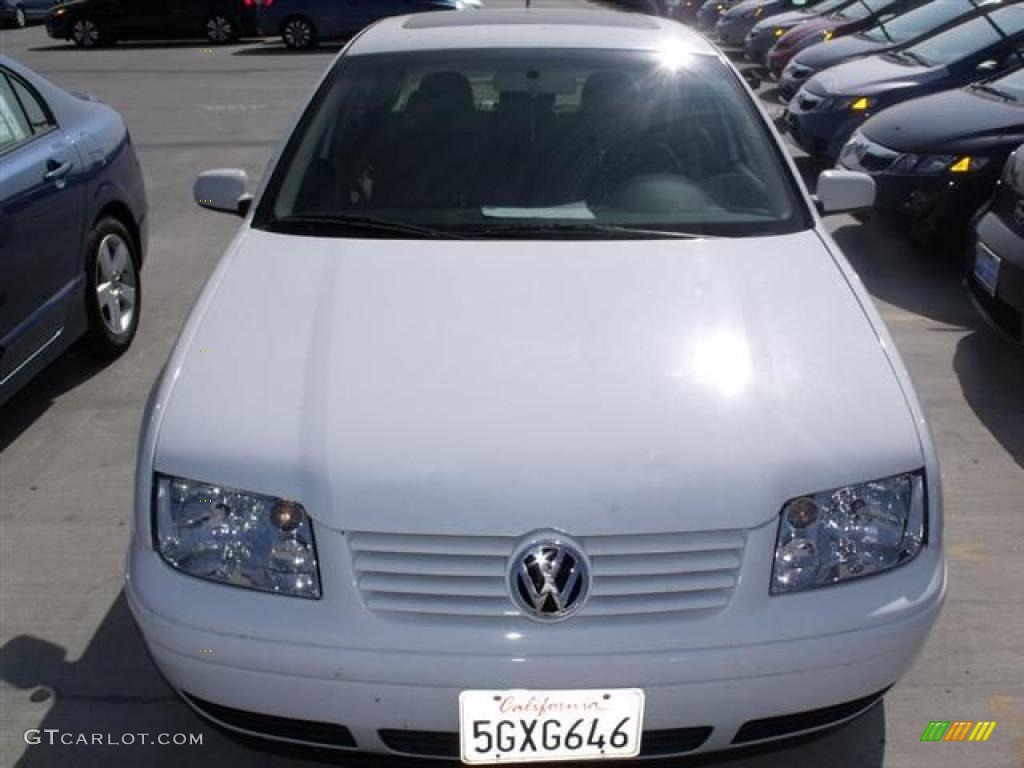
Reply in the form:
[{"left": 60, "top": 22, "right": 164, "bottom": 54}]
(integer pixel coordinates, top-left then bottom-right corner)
[
  {"left": 815, "top": 169, "right": 875, "bottom": 215},
  {"left": 194, "top": 169, "right": 251, "bottom": 217}
]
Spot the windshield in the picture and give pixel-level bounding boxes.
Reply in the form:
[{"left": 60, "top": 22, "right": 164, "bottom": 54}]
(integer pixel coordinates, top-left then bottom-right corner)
[
  {"left": 860, "top": 0, "right": 974, "bottom": 44},
  {"left": 833, "top": 0, "right": 889, "bottom": 22},
  {"left": 905, "top": 5, "right": 1024, "bottom": 67},
  {"left": 254, "top": 50, "right": 808, "bottom": 240},
  {"left": 800, "top": 0, "right": 848, "bottom": 14}
]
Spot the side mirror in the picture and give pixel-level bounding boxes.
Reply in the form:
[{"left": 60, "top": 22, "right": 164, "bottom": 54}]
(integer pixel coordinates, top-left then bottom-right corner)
[
  {"left": 194, "top": 169, "right": 251, "bottom": 217},
  {"left": 815, "top": 169, "right": 875, "bottom": 215}
]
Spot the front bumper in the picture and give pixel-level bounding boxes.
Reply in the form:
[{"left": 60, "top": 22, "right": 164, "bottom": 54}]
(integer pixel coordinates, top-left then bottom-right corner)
[
  {"left": 778, "top": 68, "right": 812, "bottom": 101},
  {"left": 839, "top": 168, "right": 999, "bottom": 241},
  {"left": 127, "top": 525, "right": 945, "bottom": 759},
  {"left": 744, "top": 32, "right": 777, "bottom": 65},
  {"left": 785, "top": 103, "right": 865, "bottom": 160},
  {"left": 716, "top": 16, "right": 752, "bottom": 46},
  {"left": 45, "top": 14, "right": 71, "bottom": 38},
  {"left": 967, "top": 210, "right": 1024, "bottom": 346}
]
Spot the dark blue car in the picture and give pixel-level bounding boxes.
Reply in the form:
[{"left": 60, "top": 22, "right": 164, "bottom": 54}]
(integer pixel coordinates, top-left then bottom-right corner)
[
  {"left": 0, "top": 56, "right": 147, "bottom": 406},
  {"left": 257, "top": 0, "right": 479, "bottom": 50},
  {"left": 785, "top": 4, "right": 1024, "bottom": 160}
]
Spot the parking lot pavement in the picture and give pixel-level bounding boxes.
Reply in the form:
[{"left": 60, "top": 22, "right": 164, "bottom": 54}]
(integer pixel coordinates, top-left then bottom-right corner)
[{"left": 1, "top": 17, "right": 1023, "bottom": 768}]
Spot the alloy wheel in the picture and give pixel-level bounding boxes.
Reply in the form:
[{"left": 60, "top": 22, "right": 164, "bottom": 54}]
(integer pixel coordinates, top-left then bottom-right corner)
[
  {"left": 282, "top": 18, "right": 313, "bottom": 49},
  {"left": 94, "top": 233, "right": 137, "bottom": 336},
  {"left": 206, "top": 15, "right": 233, "bottom": 43},
  {"left": 72, "top": 18, "right": 100, "bottom": 47}
]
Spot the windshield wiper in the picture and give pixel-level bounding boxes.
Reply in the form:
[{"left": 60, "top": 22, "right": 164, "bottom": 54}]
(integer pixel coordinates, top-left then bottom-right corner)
[
  {"left": 972, "top": 83, "right": 1015, "bottom": 101},
  {"left": 467, "top": 222, "right": 722, "bottom": 240},
  {"left": 898, "top": 49, "right": 930, "bottom": 66},
  {"left": 266, "top": 214, "right": 466, "bottom": 239}
]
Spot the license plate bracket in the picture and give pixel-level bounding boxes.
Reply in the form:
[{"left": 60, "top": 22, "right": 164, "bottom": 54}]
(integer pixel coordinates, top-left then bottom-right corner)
[
  {"left": 973, "top": 243, "right": 1001, "bottom": 297},
  {"left": 459, "top": 689, "right": 645, "bottom": 765}
]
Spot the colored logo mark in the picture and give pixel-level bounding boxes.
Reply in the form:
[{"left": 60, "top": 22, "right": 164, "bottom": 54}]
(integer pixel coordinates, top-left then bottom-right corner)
[{"left": 921, "top": 721, "right": 997, "bottom": 742}]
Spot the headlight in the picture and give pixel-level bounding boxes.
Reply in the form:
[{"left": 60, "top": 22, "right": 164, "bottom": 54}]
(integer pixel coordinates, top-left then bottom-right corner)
[
  {"left": 773, "top": 26, "right": 785, "bottom": 37},
  {"left": 154, "top": 474, "right": 321, "bottom": 599},
  {"left": 889, "top": 154, "right": 990, "bottom": 175},
  {"left": 849, "top": 96, "right": 871, "bottom": 111},
  {"left": 771, "top": 471, "right": 926, "bottom": 595},
  {"left": 822, "top": 29, "right": 834, "bottom": 41}
]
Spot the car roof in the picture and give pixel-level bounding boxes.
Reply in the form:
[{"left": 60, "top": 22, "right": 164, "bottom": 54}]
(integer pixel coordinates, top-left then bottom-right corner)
[{"left": 346, "top": 10, "right": 721, "bottom": 57}]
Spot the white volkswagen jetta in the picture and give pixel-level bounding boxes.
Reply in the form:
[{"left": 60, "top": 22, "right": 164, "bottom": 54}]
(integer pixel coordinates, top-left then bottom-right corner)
[{"left": 128, "top": 10, "right": 945, "bottom": 763}]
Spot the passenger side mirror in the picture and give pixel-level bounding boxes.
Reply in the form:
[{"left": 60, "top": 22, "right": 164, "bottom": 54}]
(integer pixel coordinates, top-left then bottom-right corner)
[
  {"left": 194, "top": 169, "right": 252, "bottom": 217},
  {"left": 814, "top": 169, "right": 875, "bottom": 215}
]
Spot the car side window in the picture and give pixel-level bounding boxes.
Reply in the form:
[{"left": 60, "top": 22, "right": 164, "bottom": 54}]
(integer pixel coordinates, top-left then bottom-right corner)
[
  {"left": 8, "top": 74, "right": 55, "bottom": 134},
  {"left": 0, "top": 76, "right": 32, "bottom": 153}
]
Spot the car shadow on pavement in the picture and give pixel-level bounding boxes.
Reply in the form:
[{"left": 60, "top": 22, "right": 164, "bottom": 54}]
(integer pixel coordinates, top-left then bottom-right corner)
[
  {"left": 832, "top": 220, "right": 1024, "bottom": 469},
  {"left": 0, "top": 594, "right": 885, "bottom": 768},
  {"left": 0, "top": 346, "right": 112, "bottom": 455},
  {"left": 232, "top": 43, "right": 345, "bottom": 56},
  {"left": 28, "top": 40, "right": 261, "bottom": 53}
]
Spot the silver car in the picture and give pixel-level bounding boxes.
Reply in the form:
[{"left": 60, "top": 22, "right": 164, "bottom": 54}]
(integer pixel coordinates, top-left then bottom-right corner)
[{"left": 127, "top": 10, "right": 945, "bottom": 764}]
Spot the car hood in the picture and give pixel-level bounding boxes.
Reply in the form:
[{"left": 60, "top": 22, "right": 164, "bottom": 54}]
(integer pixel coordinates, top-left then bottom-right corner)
[
  {"left": 807, "top": 53, "right": 936, "bottom": 96},
  {"left": 796, "top": 33, "right": 885, "bottom": 68},
  {"left": 752, "top": 9, "right": 812, "bottom": 31},
  {"left": 861, "top": 86, "right": 1024, "bottom": 154},
  {"left": 787, "top": 17, "right": 836, "bottom": 39},
  {"left": 155, "top": 229, "right": 922, "bottom": 536}
]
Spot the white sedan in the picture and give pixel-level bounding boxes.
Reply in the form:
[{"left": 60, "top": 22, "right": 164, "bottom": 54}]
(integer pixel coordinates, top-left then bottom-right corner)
[{"left": 127, "top": 10, "right": 945, "bottom": 764}]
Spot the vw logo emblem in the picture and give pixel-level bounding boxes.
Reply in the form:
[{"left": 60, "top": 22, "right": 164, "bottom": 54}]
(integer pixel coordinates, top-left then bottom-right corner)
[{"left": 509, "top": 535, "right": 590, "bottom": 621}]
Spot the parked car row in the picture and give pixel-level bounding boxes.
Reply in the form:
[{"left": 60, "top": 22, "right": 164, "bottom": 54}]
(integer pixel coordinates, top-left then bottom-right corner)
[
  {"left": 38, "top": 0, "right": 479, "bottom": 49},
  {"left": 680, "top": 0, "right": 1023, "bottom": 344}
]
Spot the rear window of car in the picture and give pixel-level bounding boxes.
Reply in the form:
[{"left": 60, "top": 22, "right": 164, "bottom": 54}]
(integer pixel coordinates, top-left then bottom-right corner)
[{"left": 254, "top": 48, "right": 810, "bottom": 240}]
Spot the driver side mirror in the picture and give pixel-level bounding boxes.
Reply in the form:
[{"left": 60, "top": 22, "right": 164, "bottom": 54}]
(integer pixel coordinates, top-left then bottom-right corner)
[
  {"left": 815, "top": 169, "right": 875, "bottom": 215},
  {"left": 194, "top": 169, "right": 252, "bottom": 217}
]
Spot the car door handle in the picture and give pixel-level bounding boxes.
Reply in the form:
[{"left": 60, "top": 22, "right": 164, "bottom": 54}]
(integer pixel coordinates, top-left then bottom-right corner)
[{"left": 43, "top": 160, "right": 73, "bottom": 182}]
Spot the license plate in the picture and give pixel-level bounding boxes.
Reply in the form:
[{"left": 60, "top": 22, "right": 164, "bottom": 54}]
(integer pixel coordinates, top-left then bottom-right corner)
[
  {"left": 973, "top": 243, "right": 1001, "bottom": 297},
  {"left": 459, "top": 689, "right": 645, "bottom": 765}
]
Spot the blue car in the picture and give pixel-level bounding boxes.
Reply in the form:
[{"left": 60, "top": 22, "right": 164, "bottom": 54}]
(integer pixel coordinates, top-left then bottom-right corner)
[
  {"left": 1, "top": 0, "right": 54, "bottom": 28},
  {"left": 257, "top": 0, "right": 479, "bottom": 50},
  {"left": 0, "top": 56, "right": 147, "bottom": 406},
  {"left": 785, "top": 4, "right": 1024, "bottom": 160}
]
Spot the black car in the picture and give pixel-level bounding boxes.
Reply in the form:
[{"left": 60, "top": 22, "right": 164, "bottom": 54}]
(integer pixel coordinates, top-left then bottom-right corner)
[
  {"left": 779, "top": 0, "right": 1011, "bottom": 100},
  {"left": 837, "top": 65, "right": 1024, "bottom": 243},
  {"left": 967, "top": 144, "right": 1024, "bottom": 346},
  {"left": 46, "top": 0, "right": 258, "bottom": 46}
]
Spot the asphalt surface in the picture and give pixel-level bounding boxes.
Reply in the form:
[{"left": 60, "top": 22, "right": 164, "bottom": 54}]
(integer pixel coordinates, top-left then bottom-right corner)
[{"left": 1, "top": 11, "right": 1023, "bottom": 768}]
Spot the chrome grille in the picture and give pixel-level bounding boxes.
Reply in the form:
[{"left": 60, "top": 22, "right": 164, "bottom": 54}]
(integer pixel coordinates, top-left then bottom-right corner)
[{"left": 349, "top": 530, "right": 745, "bottom": 619}]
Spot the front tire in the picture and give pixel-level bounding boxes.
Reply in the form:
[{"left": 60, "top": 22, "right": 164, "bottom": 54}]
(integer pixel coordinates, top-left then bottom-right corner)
[
  {"left": 71, "top": 17, "right": 103, "bottom": 47},
  {"left": 84, "top": 218, "right": 141, "bottom": 359},
  {"left": 281, "top": 16, "right": 315, "bottom": 49},
  {"left": 205, "top": 13, "right": 237, "bottom": 43}
]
